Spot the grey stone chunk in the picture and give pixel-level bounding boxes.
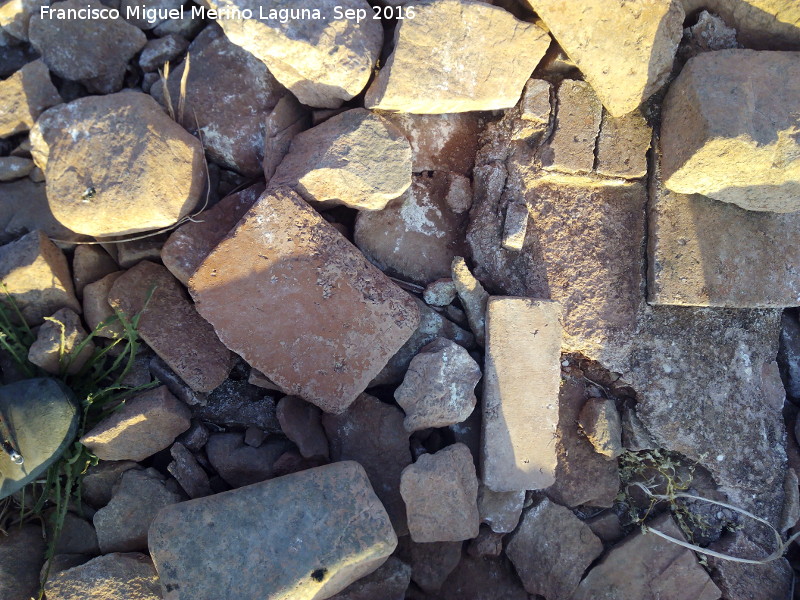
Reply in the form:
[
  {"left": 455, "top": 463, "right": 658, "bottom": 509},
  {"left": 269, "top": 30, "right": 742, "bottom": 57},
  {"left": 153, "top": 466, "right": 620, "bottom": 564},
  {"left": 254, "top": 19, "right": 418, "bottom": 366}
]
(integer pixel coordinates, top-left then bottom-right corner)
[
  {"left": 168, "top": 442, "right": 212, "bottom": 499},
  {"left": 519, "top": 78, "right": 552, "bottom": 124},
  {"left": 477, "top": 485, "right": 525, "bottom": 534},
  {"left": 45, "top": 553, "right": 161, "bottom": 600},
  {"left": 451, "top": 256, "right": 489, "bottom": 346},
  {"left": 327, "top": 556, "right": 411, "bottom": 600},
  {"left": 81, "top": 460, "right": 138, "bottom": 508},
  {"left": 0, "top": 378, "right": 78, "bottom": 500},
  {"left": 0, "top": 156, "right": 33, "bottom": 180},
  {"left": 400, "top": 443, "right": 480, "bottom": 543},
  {"left": 409, "top": 540, "right": 462, "bottom": 593},
  {"left": 572, "top": 513, "right": 721, "bottom": 600},
  {"left": 139, "top": 34, "right": 188, "bottom": 71},
  {"left": 395, "top": 337, "right": 481, "bottom": 432},
  {"left": 323, "top": 393, "right": 411, "bottom": 536},
  {"left": 205, "top": 432, "right": 289, "bottom": 488},
  {"left": 192, "top": 379, "right": 280, "bottom": 431},
  {"left": 0, "top": 524, "right": 46, "bottom": 600},
  {"left": 29, "top": 0, "right": 146, "bottom": 93},
  {"left": 423, "top": 279, "right": 457, "bottom": 307},
  {"left": 0, "top": 59, "right": 61, "bottom": 138},
  {"left": 93, "top": 469, "right": 181, "bottom": 553},
  {"left": 81, "top": 385, "right": 191, "bottom": 462},
  {"left": 148, "top": 461, "right": 398, "bottom": 600},
  {"left": 501, "top": 202, "right": 529, "bottom": 251},
  {"left": 28, "top": 307, "right": 94, "bottom": 375},
  {"left": 506, "top": 498, "right": 603, "bottom": 599},
  {"left": 578, "top": 397, "right": 624, "bottom": 458},
  {"left": 276, "top": 395, "right": 329, "bottom": 460},
  {"left": 270, "top": 108, "right": 412, "bottom": 211},
  {"left": 0, "top": 230, "right": 80, "bottom": 325},
  {"left": 371, "top": 296, "right": 474, "bottom": 386}
]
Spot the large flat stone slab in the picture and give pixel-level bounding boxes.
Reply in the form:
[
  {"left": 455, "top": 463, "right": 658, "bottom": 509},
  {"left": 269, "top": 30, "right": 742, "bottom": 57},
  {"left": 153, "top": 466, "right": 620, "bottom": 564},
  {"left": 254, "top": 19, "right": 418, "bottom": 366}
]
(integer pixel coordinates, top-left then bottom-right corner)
[
  {"left": 482, "top": 297, "right": 561, "bottom": 492},
  {"left": 189, "top": 188, "right": 419, "bottom": 414},
  {"left": 148, "top": 461, "right": 397, "bottom": 600},
  {"left": 649, "top": 162, "right": 800, "bottom": 307}
]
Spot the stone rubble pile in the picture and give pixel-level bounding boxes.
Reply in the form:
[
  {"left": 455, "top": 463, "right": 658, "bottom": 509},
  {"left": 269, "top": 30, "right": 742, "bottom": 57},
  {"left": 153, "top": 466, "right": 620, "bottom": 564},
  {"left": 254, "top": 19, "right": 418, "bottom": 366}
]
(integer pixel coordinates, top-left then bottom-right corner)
[{"left": 1, "top": 1, "right": 800, "bottom": 599}]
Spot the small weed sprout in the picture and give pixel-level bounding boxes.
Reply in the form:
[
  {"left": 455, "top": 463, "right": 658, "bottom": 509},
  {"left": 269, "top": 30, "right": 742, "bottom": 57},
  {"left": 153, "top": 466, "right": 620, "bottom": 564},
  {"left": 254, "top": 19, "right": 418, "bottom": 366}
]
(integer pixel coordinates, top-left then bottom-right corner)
[{"left": 0, "top": 286, "right": 159, "bottom": 598}]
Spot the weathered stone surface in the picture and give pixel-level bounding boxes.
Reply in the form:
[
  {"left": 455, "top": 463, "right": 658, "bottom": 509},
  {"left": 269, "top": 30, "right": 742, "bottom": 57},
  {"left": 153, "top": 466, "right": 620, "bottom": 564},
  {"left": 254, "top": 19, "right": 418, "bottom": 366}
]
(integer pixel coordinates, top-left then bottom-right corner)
[
  {"left": 72, "top": 245, "right": 118, "bottom": 299},
  {"left": 366, "top": 0, "right": 549, "bottom": 113},
  {"left": 152, "top": 25, "right": 284, "bottom": 176},
  {"left": 477, "top": 486, "right": 525, "bottom": 534},
  {"left": 501, "top": 202, "right": 529, "bottom": 252},
  {"left": 779, "top": 311, "right": 800, "bottom": 398},
  {"left": 0, "top": 155, "right": 33, "bottom": 180},
  {"left": 482, "top": 297, "right": 561, "bottom": 492},
  {"left": 0, "top": 524, "right": 46, "bottom": 600},
  {"left": 679, "top": 10, "right": 740, "bottom": 61},
  {"left": 0, "top": 378, "right": 78, "bottom": 499},
  {"left": 270, "top": 108, "right": 411, "bottom": 211},
  {"left": 661, "top": 50, "right": 800, "bottom": 212},
  {"left": 152, "top": 9, "right": 204, "bottom": 37},
  {"left": 328, "top": 556, "right": 411, "bottom": 600},
  {"left": 423, "top": 279, "right": 457, "bottom": 307},
  {"left": 176, "top": 420, "right": 209, "bottom": 452},
  {"left": 439, "top": 555, "right": 528, "bottom": 600},
  {"left": 28, "top": 308, "right": 94, "bottom": 375},
  {"left": 323, "top": 393, "right": 411, "bottom": 535},
  {"left": 375, "top": 111, "right": 486, "bottom": 176},
  {"left": 206, "top": 432, "right": 288, "bottom": 488},
  {"left": 451, "top": 256, "right": 489, "bottom": 345},
  {"left": 470, "top": 108, "right": 788, "bottom": 544},
  {"left": 0, "top": 0, "right": 47, "bottom": 41},
  {"left": 527, "top": 0, "right": 684, "bottom": 116},
  {"left": 680, "top": 0, "right": 800, "bottom": 49},
  {"left": 0, "top": 178, "right": 87, "bottom": 243},
  {"left": 0, "top": 59, "right": 61, "bottom": 138},
  {"left": 572, "top": 513, "right": 721, "bottom": 600},
  {"left": 0, "top": 230, "right": 80, "bottom": 325},
  {"left": 578, "top": 397, "right": 624, "bottom": 459},
  {"left": 162, "top": 183, "right": 264, "bottom": 285},
  {"left": 81, "top": 386, "right": 191, "bottom": 461},
  {"left": 115, "top": 233, "right": 168, "bottom": 269},
  {"left": 263, "top": 94, "right": 310, "bottom": 180},
  {"left": 541, "top": 80, "right": 602, "bottom": 174},
  {"left": 467, "top": 526, "right": 503, "bottom": 557},
  {"left": 506, "top": 498, "right": 603, "bottom": 599},
  {"left": 94, "top": 469, "right": 181, "bottom": 553},
  {"left": 394, "top": 337, "right": 481, "bottom": 432},
  {"left": 372, "top": 297, "right": 474, "bottom": 387},
  {"left": 192, "top": 378, "right": 280, "bottom": 431},
  {"left": 45, "top": 553, "right": 161, "bottom": 600},
  {"left": 408, "top": 541, "right": 462, "bottom": 593},
  {"left": 29, "top": 0, "right": 146, "bottom": 93},
  {"left": 82, "top": 271, "right": 124, "bottom": 339},
  {"left": 277, "top": 395, "right": 329, "bottom": 460},
  {"left": 189, "top": 188, "right": 419, "bottom": 414},
  {"left": 81, "top": 460, "right": 138, "bottom": 508},
  {"left": 206, "top": 0, "right": 381, "bottom": 108},
  {"left": 354, "top": 172, "right": 469, "bottom": 283},
  {"left": 649, "top": 168, "right": 800, "bottom": 306},
  {"left": 400, "top": 443, "right": 480, "bottom": 543},
  {"left": 149, "top": 461, "right": 398, "bottom": 600},
  {"left": 596, "top": 110, "right": 651, "bottom": 179},
  {"left": 586, "top": 511, "right": 625, "bottom": 543},
  {"left": 139, "top": 33, "right": 188, "bottom": 71},
  {"left": 30, "top": 91, "right": 206, "bottom": 237},
  {"left": 46, "top": 511, "right": 100, "bottom": 556},
  {"left": 109, "top": 261, "right": 233, "bottom": 392},
  {"left": 706, "top": 532, "right": 792, "bottom": 600},
  {"left": 546, "top": 376, "right": 620, "bottom": 508}
]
